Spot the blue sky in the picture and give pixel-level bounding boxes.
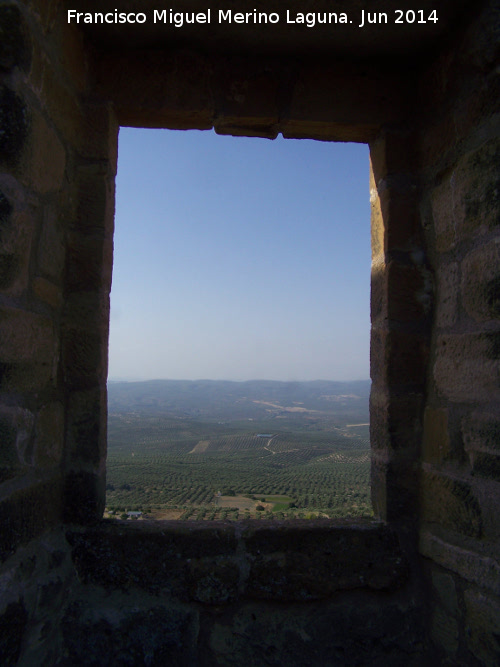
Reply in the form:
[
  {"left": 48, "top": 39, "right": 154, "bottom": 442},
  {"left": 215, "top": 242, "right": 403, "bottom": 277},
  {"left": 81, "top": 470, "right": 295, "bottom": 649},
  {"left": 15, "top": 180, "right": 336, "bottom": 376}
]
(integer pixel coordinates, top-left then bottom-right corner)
[{"left": 108, "top": 128, "right": 371, "bottom": 382}]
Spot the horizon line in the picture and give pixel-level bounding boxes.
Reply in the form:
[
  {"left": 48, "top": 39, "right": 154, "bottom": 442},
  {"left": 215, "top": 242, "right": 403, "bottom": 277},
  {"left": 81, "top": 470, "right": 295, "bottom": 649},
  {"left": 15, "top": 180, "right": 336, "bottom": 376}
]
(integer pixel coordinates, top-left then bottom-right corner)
[{"left": 107, "top": 377, "right": 372, "bottom": 383}]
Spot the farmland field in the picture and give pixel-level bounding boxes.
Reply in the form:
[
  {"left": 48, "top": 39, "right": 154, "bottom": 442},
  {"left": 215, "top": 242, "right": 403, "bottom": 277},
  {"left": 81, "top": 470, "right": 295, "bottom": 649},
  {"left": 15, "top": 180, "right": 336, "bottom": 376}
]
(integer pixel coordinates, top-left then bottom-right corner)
[{"left": 106, "top": 379, "right": 372, "bottom": 520}]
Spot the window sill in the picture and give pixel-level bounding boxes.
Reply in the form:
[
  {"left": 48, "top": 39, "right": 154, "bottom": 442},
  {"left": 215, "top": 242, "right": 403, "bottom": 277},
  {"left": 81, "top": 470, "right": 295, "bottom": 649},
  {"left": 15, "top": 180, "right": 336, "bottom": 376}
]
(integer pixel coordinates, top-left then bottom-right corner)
[{"left": 67, "top": 518, "right": 408, "bottom": 604}]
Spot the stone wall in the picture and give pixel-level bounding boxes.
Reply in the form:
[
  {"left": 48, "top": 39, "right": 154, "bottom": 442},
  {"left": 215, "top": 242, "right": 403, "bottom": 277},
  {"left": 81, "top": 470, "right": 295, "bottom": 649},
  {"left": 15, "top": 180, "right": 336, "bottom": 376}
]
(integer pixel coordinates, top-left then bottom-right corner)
[
  {"left": 2, "top": 520, "right": 423, "bottom": 666},
  {"left": 0, "top": 0, "right": 499, "bottom": 664},
  {"left": 416, "top": 3, "right": 500, "bottom": 663}
]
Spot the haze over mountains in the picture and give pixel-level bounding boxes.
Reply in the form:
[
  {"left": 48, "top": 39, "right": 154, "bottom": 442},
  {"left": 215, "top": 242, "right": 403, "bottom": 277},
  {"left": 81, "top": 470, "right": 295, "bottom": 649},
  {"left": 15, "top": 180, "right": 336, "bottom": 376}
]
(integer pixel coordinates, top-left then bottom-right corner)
[{"left": 107, "top": 379, "right": 370, "bottom": 424}]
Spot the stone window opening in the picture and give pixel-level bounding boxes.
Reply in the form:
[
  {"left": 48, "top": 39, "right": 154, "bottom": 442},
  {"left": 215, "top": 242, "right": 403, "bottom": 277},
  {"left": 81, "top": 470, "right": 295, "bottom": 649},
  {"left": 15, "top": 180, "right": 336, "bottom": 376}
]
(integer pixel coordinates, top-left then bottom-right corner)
[{"left": 105, "top": 128, "right": 372, "bottom": 523}]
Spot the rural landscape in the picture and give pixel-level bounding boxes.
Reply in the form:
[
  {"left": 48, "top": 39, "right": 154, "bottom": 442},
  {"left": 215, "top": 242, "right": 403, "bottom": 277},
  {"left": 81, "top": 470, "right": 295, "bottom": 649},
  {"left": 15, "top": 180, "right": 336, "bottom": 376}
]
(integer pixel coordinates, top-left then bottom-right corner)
[{"left": 106, "top": 379, "right": 372, "bottom": 521}]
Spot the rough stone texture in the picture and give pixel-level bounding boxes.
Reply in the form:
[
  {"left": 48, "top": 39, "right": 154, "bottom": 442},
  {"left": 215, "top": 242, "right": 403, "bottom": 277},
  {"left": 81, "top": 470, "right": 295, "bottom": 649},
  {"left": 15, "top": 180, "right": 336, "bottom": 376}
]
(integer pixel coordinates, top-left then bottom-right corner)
[
  {"left": 207, "top": 598, "right": 424, "bottom": 667},
  {"left": 0, "top": 86, "right": 28, "bottom": 162},
  {"left": 0, "top": 306, "right": 57, "bottom": 392},
  {"left": 431, "top": 138, "right": 500, "bottom": 252},
  {"left": 65, "top": 521, "right": 408, "bottom": 604},
  {"left": 0, "top": 404, "right": 34, "bottom": 480},
  {"left": 420, "top": 530, "right": 500, "bottom": 596},
  {"left": 435, "top": 261, "right": 459, "bottom": 329},
  {"left": 0, "top": 182, "right": 34, "bottom": 296},
  {"left": 60, "top": 599, "right": 198, "bottom": 667},
  {"left": 244, "top": 521, "right": 408, "bottom": 599},
  {"left": 433, "top": 333, "right": 500, "bottom": 403},
  {"left": 0, "top": 480, "right": 63, "bottom": 562},
  {"left": 0, "top": 600, "right": 27, "bottom": 667},
  {"left": 464, "top": 588, "right": 500, "bottom": 665},
  {"left": 0, "top": 4, "right": 31, "bottom": 73},
  {"left": 23, "top": 111, "right": 66, "bottom": 194},
  {"left": 423, "top": 407, "right": 450, "bottom": 464},
  {"left": 420, "top": 469, "right": 482, "bottom": 539},
  {"left": 462, "top": 237, "right": 500, "bottom": 322},
  {"left": 36, "top": 206, "right": 66, "bottom": 282},
  {"left": 34, "top": 402, "right": 64, "bottom": 468}
]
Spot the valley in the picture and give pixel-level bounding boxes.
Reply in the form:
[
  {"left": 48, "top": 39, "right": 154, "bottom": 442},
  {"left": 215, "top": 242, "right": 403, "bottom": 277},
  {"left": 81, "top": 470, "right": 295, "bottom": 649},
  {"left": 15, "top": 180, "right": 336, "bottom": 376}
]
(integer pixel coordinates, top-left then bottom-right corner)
[{"left": 106, "top": 379, "right": 372, "bottom": 520}]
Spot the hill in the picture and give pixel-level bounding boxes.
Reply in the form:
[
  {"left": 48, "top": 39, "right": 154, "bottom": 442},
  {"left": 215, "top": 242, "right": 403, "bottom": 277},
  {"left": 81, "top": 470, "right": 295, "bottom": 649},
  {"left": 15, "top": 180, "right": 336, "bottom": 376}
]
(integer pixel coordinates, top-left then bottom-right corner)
[{"left": 107, "top": 378, "right": 370, "bottom": 424}]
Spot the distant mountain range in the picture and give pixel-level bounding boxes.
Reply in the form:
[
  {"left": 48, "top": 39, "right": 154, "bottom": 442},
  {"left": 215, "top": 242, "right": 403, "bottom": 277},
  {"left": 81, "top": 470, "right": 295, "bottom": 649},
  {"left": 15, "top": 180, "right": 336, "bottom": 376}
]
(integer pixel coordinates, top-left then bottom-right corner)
[{"left": 107, "top": 379, "right": 370, "bottom": 423}]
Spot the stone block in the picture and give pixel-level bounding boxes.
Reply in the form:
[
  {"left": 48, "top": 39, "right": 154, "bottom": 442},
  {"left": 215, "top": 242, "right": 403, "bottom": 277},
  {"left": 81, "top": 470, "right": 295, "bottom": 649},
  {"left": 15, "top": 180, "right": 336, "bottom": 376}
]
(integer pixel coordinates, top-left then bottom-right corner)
[
  {"left": 0, "top": 405, "right": 35, "bottom": 474},
  {"left": 0, "top": 85, "right": 29, "bottom": 163},
  {"left": 37, "top": 205, "right": 65, "bottom": 281},
  {"left": 0, "top": 409, "right": 20, "bottom": 482},
  {"left": 24, "top": 111, "right": 66, "bottom": 194},
  {"left": 100, "top": 50, "right": 214, "bottom": 129},
  {"left": 469, "top": 451, "right": 500, "bottom": 482},
  {"left": 0, "top": 600, "right": 27, "bottom": 667},
  {"left": 0, "top": 179, "right": 34, "bottom": 295},
  {"left": 209, "top": 598, "right": 423, "bottom": 667},
  {"left": 420, "top": 470, "right": 482, "bottom": 538},
  {"left": 387, "top": 259, "right": 432, "bottom": 323},
  {"left": 213, "top": 66, "right": 280, "bottom": 132},
  {"left": 431, "top": 138, "right": 500, "bottom": 252},
  {"left": 0, "top": 4, "right": 31, "bottom": 72},
  {"left": 0, "top": 305, "right": 47, "bottom": 356},
  {"left": 66, "top": 522, "right": 409, "bottom": 605},
  {"left": 378, "top": 184, "right": 421, "bottom": 252},
  {"left": 61, "top": 600, "right": 198, "bottom": 667},
  {"left": 0, "top": 253, "right": 18, "bottom": 290},
  {"left": 63, "top": 290, "right": 109, "bottom": 331},
  {"left": 66, "top": 522, "right": 238, "bottom": 590},
  {"left": 423, "top": 407, "right": 450, "bottom": 464},
  {"left": 65, "top": 231, "right": 113, "bottom": 293},
  {"left": 369, "top": 128, "right": 417, "bottom": 182},
  {"left": 452, "top": 68, "right": 500, "bottom": 142},
  {"left": 430, "top": 178, "right": 455, "bottom": 253},
  {"left": 30, "top": 0, "right": 59, "bottom": 31},
  {"left": 54, "top": 16, "right": 88, "bottom": 95},
  {"left": 0, "top": 479, "right": 62, "bottom": 561},
  {"left": 463, "top": 411, "right": 500, "bottom": 454},
  {"left": 243, "top": 522, "right": 408, "bottom": 600},
  {"left": 370, "top": 389, "right": 423, "bottom": 453},
  {"left": 65, "top": 387, "right": 106, "bottom": 466},
  {"left": 0, "top": 208, "right": 34, "bottom": 295},
  {"left": 371, "top": 328, "right": 429, "bottom": 388},
  {"left": 287, "top": 64, "right": 398, "bottom": 140},
  {"left": 34, "top": 402, "right": 64, "bottom": 468},
  {"left": 62, "top": 328, "right": 107, "bottom": 391},
  {"left": 81, "top": 103, "right": 118, "bottom": 167},
  {"left": 0, "top": 188, "right": 13, "bottom": 224},
  {"left": 371, "top": 257, "right": 431, "bottom": 325},
  {"left": 430, "top": 606, "right": 458, "bottom": 656},
  {"left": 435, "top": 261, "right": 458, "bottom": 328},
  {"left": 75, "top": 167, "right": 114, "bottom": 235},
  {"left": 434, "top": 332, "right": 500, "bottom": 402},
  {"left": 39, "top": 56, "right": 86, "bottom": 153},
  {"left": 371, "top": 453, "right": 420, "bottom": 523},
  {"left": 464, "top": 588, "right": 500, "bottom": 666},
  {"left": 462, "top": 237, "right": 500, "bottom": 321},
  {"left": 0, "top": 306, "right": 57, "bottom": 391},
  {"left": 420, "top": 530, "right": 500, "bottom": 596},
  {"left": 431, "top": 570, "right": 458, "bottom": 616},
  {"left": 187, "top": 559, "right": 240, "bottom": 604},
  {"left": 419, "top": 111, "right": 457, "bottom": 174},
  {"left": 462, "top": 410, "right": 500, "bottom": 480},
  {"left": 63, "top": 470, "right": 106, "bottom": 524},
  {"left": 33, "top": 276, "right": 62, "bottom": 309},
  {"left": 459, "top": 3, "right": 500, "bottom": 71}
]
